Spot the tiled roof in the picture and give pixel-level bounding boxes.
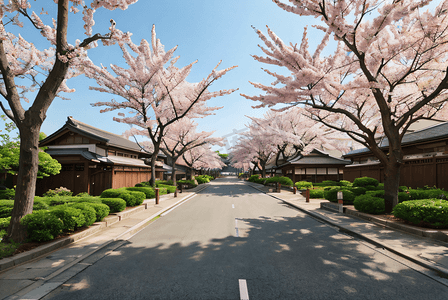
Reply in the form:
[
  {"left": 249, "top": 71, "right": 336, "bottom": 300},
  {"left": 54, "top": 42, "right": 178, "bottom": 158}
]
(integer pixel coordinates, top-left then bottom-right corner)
[
  {"left": 344, "top": 121, "right": 448, "bottom": 157},
  {"left": 277, "top": 148, "right": 351, "bottom": 168}
]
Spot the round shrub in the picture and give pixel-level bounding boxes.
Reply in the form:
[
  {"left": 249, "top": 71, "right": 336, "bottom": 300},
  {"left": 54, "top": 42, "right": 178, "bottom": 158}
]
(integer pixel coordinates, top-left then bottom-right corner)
[
  {"left": 125, "top": 187, "right": 155, "bottom": 199},
  {"left": 100, "top": 189, "right": 123, "bottom": 198},
  {"left": 0, "top": 189, "right": 15, "bottom": 200},
  {"left": 354, "top": 194, "right": 385, "bottom": 215},
  {"left": 48, "top": 196, "right": 72, "bottom": 206},
  {"left": 83, "top": 203, "right": 110, "bottom": 222},
  {"left": 248, "top": 175, "right": 260, "bottom": 182},
  {"left": 128, "top": 191, "right": 145, "bottom": 206},
  {"left": 69, "top": 203, "right": 96, "bottom": 227},
  {"left": 264, "top": 176, "right": 293, "bottom": 187},
  {"left": 309, "top": 189, "right": 325, "bottom": 199},
  {"left": 43, "top": 187, "right": 73, "bottom": 197},
  {"left": 51, "top": 206, "right": 85, "bottom": 231},
  {"left": 75, "top": 197, "right": 102, "bottom": 204},
  {"left": 393, "top": 199, "right": 448, "bottom": 228},
  {"left": 158, "top": 184, "right": 177, "bottom": 194},
  {"left": 0, "top": 200, "right": 14, "bottom": 218},
  {"left": 366, "top": 190, "right": 385, "bottom": 198},
  {"left": 75, "top": 192, "right": 91, "bottom": 197},
  {"left": 101, "top": 198, "right": 126, "bottom": 213},
  {"left": 339, "top": 180, "right": 352, "bottom": 187},
  {"left": 398, "top": 192, "right": 410, "bottom": 203},
  {"left": 324, "top": 188, "right": 355, "bottom": 204},
  {"left": 295, "top": 181, "right": 313, "bottom": 189},
  {"left": 351, "top": 187, "right": 367, "bottom": 196},
  {"left": 21, "top": 210, "right": 63, "bottom": 242},
  {"left": 321, "top": 180, "right": 340, "bottom": 186},
  {"left": 353, "top": 177, "right": 379, "bottom": 188}
]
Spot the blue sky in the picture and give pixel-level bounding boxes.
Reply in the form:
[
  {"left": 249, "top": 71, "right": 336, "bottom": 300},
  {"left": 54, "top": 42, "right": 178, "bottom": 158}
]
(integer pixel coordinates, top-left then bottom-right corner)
[{"left": 3, "top": 0, "right": 320, "bottom": 153}]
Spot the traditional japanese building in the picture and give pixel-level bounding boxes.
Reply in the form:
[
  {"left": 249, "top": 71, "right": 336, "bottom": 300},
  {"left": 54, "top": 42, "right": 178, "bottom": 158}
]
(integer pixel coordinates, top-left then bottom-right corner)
[
  {"left": 343, "top": 121, "right": 448, "bottom": 190},
  {"left": 37, "top": 117, "right": 166, "bottom": 196},
  {"left": 276, "top": 149, "right": 351, "bottom": 183}
]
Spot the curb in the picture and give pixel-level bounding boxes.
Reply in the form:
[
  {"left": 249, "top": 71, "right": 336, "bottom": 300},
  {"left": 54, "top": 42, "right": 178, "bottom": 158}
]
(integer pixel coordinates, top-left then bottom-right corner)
[
  {"left": 0, "top": 185, "right": 209, "bottom": 273},
  {"left": 246, "top": 182, "right": 448, "bottom": 277}
]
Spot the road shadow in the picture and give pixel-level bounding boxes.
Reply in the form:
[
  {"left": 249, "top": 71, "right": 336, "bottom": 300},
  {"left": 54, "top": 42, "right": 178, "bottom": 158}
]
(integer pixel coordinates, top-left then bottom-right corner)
[{"left": 44, "top": 212, "right": 448, "bottom": 300}]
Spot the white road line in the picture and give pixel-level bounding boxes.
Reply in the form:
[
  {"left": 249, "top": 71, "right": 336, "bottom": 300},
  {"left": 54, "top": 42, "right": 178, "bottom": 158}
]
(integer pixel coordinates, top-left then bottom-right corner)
[
  {"left": 239, "top": 279, "right": 249, "bottom": 300},
  {"left": 232, "top": 204, "right": 235, "bottom": 208},
  {"left": 160, "top": 194, "right": 197, "bottom": 217},
  {"left": 235, "top": 218, "right": 239, "bottom": 237}
]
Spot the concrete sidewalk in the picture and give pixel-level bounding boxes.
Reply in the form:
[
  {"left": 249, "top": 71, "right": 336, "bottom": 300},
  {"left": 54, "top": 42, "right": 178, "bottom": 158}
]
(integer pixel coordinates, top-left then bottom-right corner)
[
  {"left": 246, "top": 181, "right": 448, "bottom": 280},
  {"left": 0, "top": 184, "right": 209, "bottom": 300}
]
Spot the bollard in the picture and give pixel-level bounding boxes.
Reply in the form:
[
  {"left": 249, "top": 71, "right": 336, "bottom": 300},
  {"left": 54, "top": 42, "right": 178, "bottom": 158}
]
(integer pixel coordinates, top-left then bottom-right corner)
[
  {"left": 155, "top": 188, "right": 159, "bottom": 205},
  {"left": 337, "top": 191, "right": 343, "bottom": 213},
  {"left": 277, "top": 183, "right": 282, "bottom": 193},
  {"left": 293, "top": 187, "right": 297, "bottom": 194},
  {"left": 306, "top": 188, "right": 310, "bottom": 203},
  {"left": 179, "top": 184, "right": 183, "bottom": 193},
  {"left": 174, "top": 188, "right": 178, "bottom": 198}
]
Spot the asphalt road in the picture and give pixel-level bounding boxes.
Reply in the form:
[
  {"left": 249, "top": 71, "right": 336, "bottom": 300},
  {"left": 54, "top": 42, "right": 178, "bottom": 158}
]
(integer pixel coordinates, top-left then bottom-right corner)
[{"left": 43, "top": 177, "right": 448, "bottom": 299}]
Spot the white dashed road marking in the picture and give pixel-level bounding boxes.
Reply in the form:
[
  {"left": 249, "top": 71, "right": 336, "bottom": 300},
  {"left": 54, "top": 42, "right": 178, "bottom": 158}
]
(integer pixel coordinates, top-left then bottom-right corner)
[{"left": 239, "top": 279, "right": 249, "bottom": 300}]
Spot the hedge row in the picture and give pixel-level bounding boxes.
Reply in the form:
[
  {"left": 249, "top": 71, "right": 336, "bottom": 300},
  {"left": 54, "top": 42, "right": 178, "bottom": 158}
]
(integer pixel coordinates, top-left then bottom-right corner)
[
  {"left": 264, "top": 176, "right": 293, "bottom": 187},
  {"left": 20, "top": 201, "right": 110, "bottom": 242},
  {"left": 100, "top": 188, "right": 145, "bottom": 206},
  {"left": 393, "top": 200, "right": 448, "bottom": 228}
]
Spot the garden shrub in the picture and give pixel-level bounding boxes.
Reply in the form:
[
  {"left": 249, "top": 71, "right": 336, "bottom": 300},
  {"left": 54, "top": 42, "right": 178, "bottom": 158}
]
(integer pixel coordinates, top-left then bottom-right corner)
[
  {"left": 350, "top": 187, "right": 367, "bottom": 196},
  {"left": 264, "top": 176, "right": 293, "bottom": 187},
  {"left": 69, "top": 203, "right": 96, "bottom": 226},
  {"left": 324, "top": 188, "right": 355, "bottom": 204},
  {"left": 353, "top": 177, "right": 379, "bottom": 188},
  {"left": 295, "top": 181, "right": 313, "bottom": 190},
  {"left": 0, "top": 217, "right": 10, "bottom": 230},
  {"left": 83, "top": 203, "right": 110, "bottom": 222},
  {"left": 100, "top": 189, "right": 123, "bottom": 199},
  {"left": 74, "top": 197, "right": 102, "bottom": 204},
  {"left": 33, "top": 199, "right": 49, "bottom": 211},
  {"left": 398, "top": 192, "right": 410, "bottom": 203},
  {"left": 43, "top": 186, "right": 73, "bottom": 197},
  {"left": 309, "top": 189, "right": 325, "bottom": 199},
  {"left": 392, "top": 199, "right": 448, "bottom": 228},
  {"left": 48, "top": 196, "right": 72, "bottom": 206},
  {"left": 101, "top": 198, "right": 126, "bottom": 213},
  {"left": 128, "top": 191, "right": 145, "bottom": 206},
  {"left": 125, "top": 187, "right": 155, "bottom": 199},
  {"left": 321, "top": 180, "right": 340, "bottom": 186},
  {"left": 354, "top": 194, "right": 385, "bottom": 214},
  {"left": 248, "top": 175, "right": 260, "bottom": 183},
  {"left": 0, "top": 200, "right": 14, "bottom": 218},
  {"left": 178, "top": 179, "right": 197, "bottom": 188},
  {"left": 75, "top": 192, "right": 91, "bottom": 197},
  {"left": 399, "top": 186, "right": 409, "bottom": 192},
  {"left": 0, "top": 189, "right": 15, "bottom": 200},
  {"left": 195, "top": 175, "right": 210, "bottom": 184},
  {"left": 339, "top": 180, "right": 352, "bottom": 187},
  {"left": 366, "top": 190, "right": 385, "bottom": 198},
  {"left": 157, "top": 184, "right": 176, "bottom": 194},
  {"left": 406, "top": 189, "right": 447, "bottom": 200},
  {"left": 135, "top": 181, "right": 151, "bottom": 187},
  {"left": 21, "top": 210, "right": 63, "bottom": 242},
  {"left": 51, "top": 206, "right": 85, "bottom": 231}
]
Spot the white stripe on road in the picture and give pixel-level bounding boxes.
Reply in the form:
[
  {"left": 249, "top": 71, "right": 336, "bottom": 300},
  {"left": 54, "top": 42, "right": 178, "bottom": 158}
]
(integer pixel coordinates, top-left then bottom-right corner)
[
  {"left": 232, "top": 204, "right": 235, "bottom": 208},
  {"left": 160, "top": 194, "right": 197, "bottom": 217},
  {"left": 239, "top": 279, "right": 249, "bottom": 300},
  {"left": 235, "top": 218, "right": 239, "bottom": 237}
]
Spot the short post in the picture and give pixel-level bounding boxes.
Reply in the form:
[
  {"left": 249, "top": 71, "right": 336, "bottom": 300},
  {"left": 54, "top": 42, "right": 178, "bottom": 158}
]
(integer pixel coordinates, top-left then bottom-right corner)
[
  {"left": 337, "top": 191, "right": 343, "bottom": 213},
  {"left": 306, "top": 189, "right": 310, "bottom": 203},
  {"left": 293, "top": 186, "right": 297, "bottom": 194},
  {"left": 174, "top": 188, "right": 178, "bottom": 198},
  {"left": 277, "top": 183, "right": 282, "bottom": 193},
  {"left": 155, "top": 188, "right": 160, "bottom": 205},
  {"left": 179, "top": 184, "right": 183, "bottom": 193}
]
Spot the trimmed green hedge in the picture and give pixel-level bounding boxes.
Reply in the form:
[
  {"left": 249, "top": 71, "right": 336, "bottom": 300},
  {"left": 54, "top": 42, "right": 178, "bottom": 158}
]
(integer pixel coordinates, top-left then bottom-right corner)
[
  {"left": 353, "top": 177, "right": 379, "bottom": 188},
  {"left": 83, "top": 203, "right": 110, "bottom": 222},
  {"left": 101, "top": 188, "right": 147, "bottom": 206},
  {"left": 101, "top": 198, "right": 126, "bottom": 213},
  {"left": 51, "top": 206, "right": 85, "bottom": 232},
  {"left": 69, "top": 203, "right": 96, "bottom": 227},
  {"left": 324, "top": 188, "right": 355, "bottom": 204},
  {"left": 393, "top": 199, "right": 448, "bottom": 228},
  {"left": 309, "top": 189, "right": 325, "bottom": 199},
  {"left": 354, "top": 194, "right": 385, "bottom": 214},
  {"left": 264, "top": 176, "right": 293, "bottom": 187},
  {"left": 295, "top": 181, "right": 313, "bottom": 189},
  {"left": 124, "top": 187, "right": 155, "bottom": 199},
  {"left": 178, "top": 179, "right": 198, "bottom": 188},
  {"left": 21, "top": 210, "right": 63, "bottom": 242}
]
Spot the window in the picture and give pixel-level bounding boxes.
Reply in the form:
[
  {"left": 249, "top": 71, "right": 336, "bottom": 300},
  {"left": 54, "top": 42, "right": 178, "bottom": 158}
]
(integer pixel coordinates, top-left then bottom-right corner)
[
  {"left": 306, "top": 168, "right": 316, "bottom": 174},
  {"left": 328, "top": 168, "right": 338, "bottom": 175},
  {"left": 317, "top": 168, "right": 326, "bottom": 174}
]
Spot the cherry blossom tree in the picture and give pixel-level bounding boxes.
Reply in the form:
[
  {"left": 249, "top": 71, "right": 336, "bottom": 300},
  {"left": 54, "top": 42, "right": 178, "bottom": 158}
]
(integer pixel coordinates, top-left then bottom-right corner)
[
  {"left": 159, "top": 118, "right": 223, "bottom": 185},
  {"left": 243, "top": 0, "right": 448, "bottom": 212},
  {"left": 87, "top": 25, "right": 237, "bottom": 187},
  {"left": 0, "top": 0, "right": 137, "bottom": 242},
  {"left": 182, "top": 145, "right": 225, "bottom": 179}
]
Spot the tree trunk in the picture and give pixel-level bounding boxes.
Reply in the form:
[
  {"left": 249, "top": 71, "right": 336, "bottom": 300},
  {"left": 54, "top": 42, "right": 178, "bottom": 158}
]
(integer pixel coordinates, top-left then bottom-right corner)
[
  {"left": 6, "top": 125, "right": 41, "bottom": 243},
  {"left": 383, "top": 161, "right": 401, "bottom": 213},
  {"left": 170, "top": 159, "right": 177, "bottom": 187}
]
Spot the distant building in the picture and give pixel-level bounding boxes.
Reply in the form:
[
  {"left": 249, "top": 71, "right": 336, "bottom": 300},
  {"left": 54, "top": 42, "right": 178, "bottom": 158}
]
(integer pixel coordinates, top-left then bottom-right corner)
[{"left": 38, "top": 117, "right": 166, "bottom": 196}]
